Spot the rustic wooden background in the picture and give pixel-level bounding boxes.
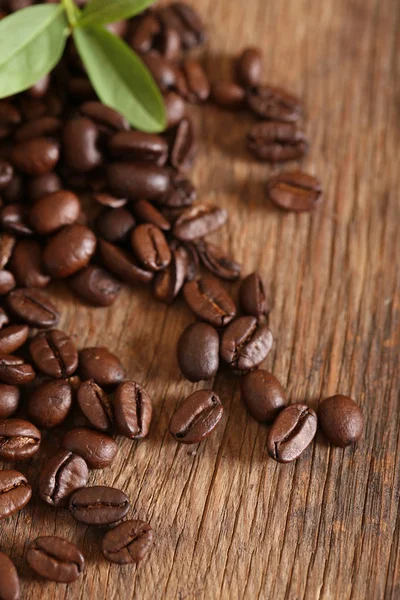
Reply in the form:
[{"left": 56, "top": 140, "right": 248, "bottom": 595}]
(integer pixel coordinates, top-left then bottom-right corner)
[{"left": 1, "top": 0, "right": 400, "bottom": 598}]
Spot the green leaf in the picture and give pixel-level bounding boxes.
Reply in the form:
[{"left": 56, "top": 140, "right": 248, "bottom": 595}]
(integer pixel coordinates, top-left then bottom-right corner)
[
  {"left": 0, "top": 5, "right": 69, "bottom": 98},
  {"left": 78, "top": 0, "right": 155, "bottom": 27},
  {"left": 73, "top": 25, "right": 166, "bottom": 133}
]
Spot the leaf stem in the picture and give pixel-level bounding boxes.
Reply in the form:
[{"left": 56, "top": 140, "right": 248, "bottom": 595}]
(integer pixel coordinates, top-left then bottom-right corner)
[{"left": 62, "top": 0, "right": 78, "bottom": 27}]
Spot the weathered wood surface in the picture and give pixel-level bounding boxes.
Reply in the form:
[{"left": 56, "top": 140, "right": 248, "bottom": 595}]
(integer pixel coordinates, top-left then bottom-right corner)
[{"left": 1, "top": 0, "right": 400, "bottom": 598}]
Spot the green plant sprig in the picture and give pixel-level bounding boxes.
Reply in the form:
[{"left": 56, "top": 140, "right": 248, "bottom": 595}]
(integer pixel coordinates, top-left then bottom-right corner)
[{"left": 0, "top": 0, "right": 165, "bottom": 133}]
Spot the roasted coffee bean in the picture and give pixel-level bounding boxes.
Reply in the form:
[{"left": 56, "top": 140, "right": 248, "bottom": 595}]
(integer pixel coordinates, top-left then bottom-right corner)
[
  {"left": 0, "top": 101, "right": 21, "bottom": 137},
  {"left": 0, "top": 270, "right": 15, "bottom": 295},
  {"left": 9, "top": 239, "right": 50, "bottom": 289},
  {"left": 102, "top": 520, "right": 153, "bottom": 564},
  {"left": 176, "top": 242, "right": 199, "bottom": 282},
  {"left": 107, "top": 162, "right": 170, "bottom": 200},
  {"left": 96, "top": 207, "right": 135, "bottom": 243},
  {"left": 0, "top": 385, "right": 20, "bottom": 419},
  {"left": 163, "top": 91, "right": 186, "bottom": 128},
  {"left": 128, "top": 12, "right": 161, "bottom": 53},
  {"left": 158, "top": 172, "right": 196, "bottom": 208},
  {"left": 133, "top": 199, "right": 171, "bottom": 231},
  {"left": 43, "top": 224, "right": 97, "bottom": 278},
  {"left": 7, "top": 288, "right": 59, "bottom": 328},
  {"left": 29, "top": 190, "right": 81, "bottom": 234},
  {"left": 153, "top": 246, "right": 186, "bottom": 303},
  {"left": 169, "top": 390, "right": 223, "bottom": 444},
  {"left": 39, "top": 450, "right": 89, "bottom": 507},
  {"left": 79, "top": 347, "right": 125, "bottom": 387},
  {"left": 131, "top": 224, "right": 171, "bottom": 271},
  {"left": 247, "top": 121, "right": 308, "bottom": 162},
  {"left": 169, "top": 117, "right": 197, "bottom": 172},
  {"left": 0, "top": 419, "right": 40, "bottom": 460},
  {"left": 0, "top": 160, "right": 13, "bottom": 191},
  {"left": 0, "top": 234, "right": 15, "bottom": 269},
  {"left": 266, "top": 171, "right": 323, "bottom": 212},
  {"left": 195, "top": 241, "right": 241, "bottom": 281},
  {"left": 182, "top": 59, "right": 210, "bottom": 103},
  {"left": 27, "top": 537, "right": 85, "bottom": 583},
  {"left": 318, "top": 395, "right": 364, "bottom": 447},
  {"left": 77, "top": 380, "right": 113, "bottom": 432},
  {"left": 267, "top": 404, "right": 317, "bottom": 463},
  {"left": 70, "top": 266, "right": 121, "bottom": 307},
  {"left": 0, "top": 355, "right": 35, "bottom": 385},
  {"left": 29, "top": 329, "right": 78, "bottom": 378},
  {"left": 99, "top": 239, "right": 154, "bottom": 284},
  {"left": 141, "top": 51, "right": 180, "bottom": 91},
  {"left": 177, "top": 322, "right": 219, "bottom": 382},
  {"left": 69, "top": 486, "right": 130, "bottom": 525},
  {"left": 0, "top": 309, "right": 9, "bottom": 330},
  {"left": 220, "top": 317, "right": 273, "bottom": 371},
  {"left": 157, "top": 23, "right": 181, "bottom": 61},
  {"left": 173, "top": 204, "right": 227, "bottom": 241},
  {"left": 236, "top": 47, "right": 262, "bottom": 88},
  {"left": 28, "top": 379, "right": 73, "bottom": 428},
  {"left": 0, "top": 205, "right": 33, "bottom": 236},
  {"left": 68, "top": 77, "right": 96, "bottom": 101},
  {"left": 28, "top": 172, "right": 62, "bottom": 202},
  {"left": 241, "top": 370, "right": 286, "bottom": 423},
  {"left": 211, "top": 82, "right": 246, "bottom": 109},
  {"left": 0, "top": 550, "right": 20, "bottom": 600},
  {"left": 62, "top": 428, "right": 118, "bottom": 469},
  {"left": 63, "top": 117, "right": 102, "bottom": 172},
  {"left": 14, "top": 116, "right": 61, "bottom": 141},
  {"left": 247, "top": 85, "right": 302, "bottom": 122},
  {"left": 0, "top": 325, "right": 29, "bottom": 355},
  {"left": 183, "top": 276, "right": 236, "bottom": 326},
  {"left": 169, "top": 3, "right": 206, "bottom": 48},
  {"left": 80, "top": 101, "right": 129, "bottom": 132},
  {"left": 113, "top": 381, "right": 152, "bottom": 439},
  {"left": 93, "top": 193, "right": 127, "bottom": 208},
  {"left": 0, "top": 470, "right": 31, "bottom": 521},
  {"left": 109, "top": 131, "right": 168, "bottom": 166},
  {"left": 239, "top": 272, "right": 269, "bottom": 318},
  {"left": 10, "top": 137, "right": 59, "bottom": 175}
]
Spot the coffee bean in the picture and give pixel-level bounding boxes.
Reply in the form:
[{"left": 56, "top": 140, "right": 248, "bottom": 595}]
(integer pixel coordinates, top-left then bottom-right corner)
[
  {"left": 68, "top": 77, "right": 96, "bottom": 101},
  {"left": 247, "top": 121, "right": 308, "bottom": 162},
  {"left": 153, "top": 246, "right": 187, "bottom": 303},
  {"left": 266, "top": 171, "right": 323, "bottom": 212},
  {"left": 0, "top": 309, "right": 9, "bottom": 330},
  {"left": 128, "top": 12, "right": 161, "bottom": 53},
  {"left": 79, "top": 347, "right": 125, "bottom": 387},
  {"left": 133, "top": 199, "right": 171, "bottom": 232},
  {"left": 98, "top": 239, "right": 154, "bottom": 285},
  {"left": 195, "top": 241, "right": 241, "bottom": 281},
  {"left": 93, "top": 193, "right": 127, "bottom": 209},
  {"left": 236, "top": 47, "right": 262, "bottom": 88},
  {"left": 69, "top": 486, "right": 130, "bottom": 525},
  {"left": 7, "top": 288, "right": 59, "bottom": 328},
  {"left": 173, "top": 204, "right": 228, "bottom": 241},
  {"left": 241, "top": 370, "right": 286, "bottom": 423},
  {"left": 239, "top": 272, "right": 269, "bottom": 318},
  {"left": 157, "top": 22, "right": 181, "bottom": 60},
  {"left": 27, "top": 536, "right": 85, "bottom": 583},
  {"left": 10, "top": 137, "right": 59, "bottom": 175},
  {"left": 318, "top": 395, "right": 364, "bottom": 447},
  {"left": 43, "top": 224, "right": 97, "bottom": 278},
  {"left": 247, "top": 85, "right": 302, "bottom": 122},
  {"left": 163, "top": 91, "right": 186, "bottom": 128},
  {"left": 158, "top": 173, "right": 197, "bottom": 209},
  {"left": 113, "top": 381, "right": 153, "bottom": 439},
  {"left": 0, "top": 205, "right": 33, "bottom": 236},
  {"left": 0, "top": 326, "right": 28, "bottom": 356},
  {"left": 0, "top": 234, "right": 15, "bottom": 269},
  {"left": 70, "top": 266, "right": 121, "bottom": 307},
  {"left": 169, "top": 117, "right": 196, "bottom": 173},
  {"left": 177, "top": 322, "right": 219, "bottom": 382},
  {"left": 10, "top": 239, "right": 50, "bottom": 289},
  {"left": 0, "top": 160, "right": 13, "bottom": 191},
  {"left": 267, "top": 404, "right": 317, "bottom": 463},
  {"left": 39, "top": 450, "right": 89, "bottom": 507},
  {"left": 102, "top": 519, "right": 153, "bottom": 564},
  {"left": 220, "top": 316, "right": 273, "bottom": 371},
  {"left": 63, "top": 117, "right": 102, "bottom": 172},
  {"left": 14, "top": 116, "right": 61, "bottom": 141},
  {"left": 0, "top": 271, "right": 16, "bottom": 295},
  {"left": 29, "top": 329, "right": 78, "bottom": 378},
  {"left": 28, "top": 379, "right": 73, "bottom": 428},
  {"left": 109, "top": 131, "right": 168, "bottom": 166},
  {"left": 211, "top": 82, "right": 246, "bottom": 109},
  {"left": 183, "top": 276, "right": 236, "bottom": 326},
  {"left": 28, "top": 172, "right": 62, "bottom": 202},
  {"left": 62, "top": 428, "right": 118, "bottom": 469},
  {"left": 169, "top": 3, "right": 206, "bottom": 49},
  {"left": 80, "top": 101, "right": 129, "bottom": 132},
  {"left": 107, "top": 162, "right": 170, "bottom": 200},
  {"left": 182, "top": 59, "right": 210, "bottom": 103},
  {"left": 169, "top": 390, "right": 223, "bottom": 444},
  {"left": 29, "top": 190, "right": 81, "bottom": 234},
  {"left": 131, "top": 224, "right": 171, "bottom": 271},
  {"left": 0, "top": 355, "right": 35, "bottom": 385},
  {"left": 96, "top": 207, "right": 135, "bottom": 243},
  {"left": 77, "top": 380, "right": 113, "bottom": 432},
  {"left": 0, "top": 101, "right": 21, "bottom": 134},
  {"left": 0, "top": 419, "right": 40, "bottom": 460},
  {"left": 0, "top": 551, "right": 20, "bottom": 600},
  {"left": 0, "top": 384, "right": 20, "bottom": 419},
  {"left": 0, "top": 470, "right": 31, "bottom": 521}
]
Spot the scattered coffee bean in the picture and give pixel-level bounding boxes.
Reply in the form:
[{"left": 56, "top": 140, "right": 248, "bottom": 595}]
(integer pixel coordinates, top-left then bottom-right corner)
[
  {"left": 69, "top": 486, "right": 130, "bottom": 525},
  {"left": 152, "top": 246, "right": 186, "bottom": 303},
  {"left": 266, "top": 171, "right": 323, "bottom": 212},
  {"left": 80, "top": 101, "right": 129, "bottom": 132},
  {"left": 93, "top": 193, "right": 127, "bottom": 209},
  {"left": 158, "top": 172, "right": 196, "bottom": 208},
  {"left": 169, "top": 390, "right": 223, "bottom": 444},
  {"left": 177, "top": 322, "right": 219, "bottom": 382},
  {"left": 10, "top": 137, "right": 59, "bottom": 175},
  {"left": 14, "top": 116, "right": 61, "bottom": 142},
  {"left": 107, "top": 162, "right": 170, "bottom": 200},
  {"left": 62, "top": 428, "right": 118, "bottom": 469},
  {"left": 27, "top": 537, "right": 85, "bottom": 583},
  {"left": 130, "top": 224, "right": 171, "bottom": 272},
  {"left": 239, "top": 272, "right": 269, "bottom": 318},
  {"left": 29, "top": 190, "right": 81, "bottom": 234},
  {"left": 169, "top": 3, "right": 206, "bottom": 49},
  {"left": 0, "top": 205, "right": 33, "bottom": 236},
  {"left": 0, "top": 470, "right": 31, "bottom": 521},
  {"left": 247, "top": 85, "right": 302, "bottom": 122},
  {"left": 29, "top": 329, "right": 78, "bottom": 378},
  {"left": 28, "top": 172, "right": 62, "bottom": 202},
  {"left": 0, "top": 234, "right": 16, "bottom": 269},
  {"left": 247, "top": 121, "right": 308, "bottom": 162},
  {"left": 28, "top": 379, "right": 73, "bottom": 428},
  {"left": 267, "top": 404, "right": 317, "bottom": 463},
  {"left": 113, "top": 381, "right": 153, "bottom": 439},
  {"left": 63, "top": 117, "right": 102, "bottom": 172},
  {"left": 169, "top": 117, "right": 197, "bottom": 172},
  {"left": 173, "top": 204, "right": 228, "bottom": 241},
  {"left": 0, "top": 385, "right": 20, "bottom": 419},
  {"left": 0, "top": 271, "right": 16, "bottom": 296},
  {"left": 96, "top": 207, "right": 136, "bottom": 243},
  {"left": 183, "top": 276, "right": 236, "bottom": 326},
  {"left": 220, "top": 316, "right": 273, "bottom": 371},
  {"left": 241, "top": 370, "right": 287, "bottom": 423},
  {"left": 133, "top": 199, "right": 171, "bottom": 232},
  {"left": 211, "top": 81, "right": 246, "bottom": 108},
  {"left": 236, "top": 47, "right": 262, "bottom": 88},
  {"left": 79, "top": 347, "right": 125, "bottom": 387},
  {"left": 7, "top": 288, "right": 59, "bottom": 328},
  {"left": 43, "top": 224, "right": 97, "bottom": 278},
  {"left": 77, "top": 380, "right": 113, "bottom": 432},
  {"left": 9, "top": 239, "right": 50, "bottom": 289},
  {"left": 0, "top": 325, "right": 28, "bottom": 356},
  {"left": 0, "top": 355, "right": 35, "bottom": 385},
  {"left": 163, "top": 91, "right": 186, "bottom": 128},
  {"left": 182, "top": 58, "right": 210, "bottom": 102},
  {"left": 98, "top": 239, "right": 154, "bottom": 285},
  {"left": 0, "top": 418, "right": 40, "bottom": 461},
  {"left": 109, "top": 131, "right": 168, "bottom": 166},
  {"left": 69, "top": 265, "right": 121, "bottom": 307},
  {"left": 102, "top": 520, "right": 153, "bottom": 564},
  {"left": 318, "top": 395, "right": 364, "bottom": 447},
  {"left": 195, "top": 241, "right": 241, "bottom": 281},
  {"left": 0, "top": 550, "right": 20, "bottom": 600},
  {"left": 39, "top": 449, "right": 89, "bottom": 507}
]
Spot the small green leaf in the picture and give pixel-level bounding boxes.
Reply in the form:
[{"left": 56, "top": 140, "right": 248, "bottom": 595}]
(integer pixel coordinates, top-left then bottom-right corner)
[
  {"left": 73, "top": 25, "right": 166, "bottom": 133},
  {"left": 78, "top": 0, "right": 155, "bottom": 27},
  {"left": 0, "top": 5, "right": 69, "bottom": 98}
]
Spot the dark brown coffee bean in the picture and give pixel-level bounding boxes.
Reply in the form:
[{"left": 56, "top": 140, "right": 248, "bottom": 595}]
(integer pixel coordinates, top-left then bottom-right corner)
[
  {"left": 62, "top": 428, "right": 118, "bottom": 469},
  {"left": 109, "top": 131, "right": 168, "bottom": 166},
  {"left": 80, "top": 101, "right": 129, "bottom": 132},
  {"left": 169, "top": 3, "right": 206, "bottom": 48},
  {"left": 239, "top": 272, "right": 269, "bottom": 318},
  {"left": 195, "top": 241, "right": 241, "bottom": 281},
  {"left": 318, "top": 395, "right": 364, "bottom": 447},
  {"left": 183, "top": 276, "right": 236, "bottom": 326},
  {"left": 98, "top": 239, "right": 154, "bottom": 284},
  {"left": 177, "top": 322, "right": 219, "bottom": 382},
  {"left": 63, "top": 117, "right": 102, "bottom": 172},
  {"left": 77, "top": 380, "right": 113, "bottom": 432},
  {"left": 163, "top": 91, "right": 186, "bottom": 128},
  {"left": 69, "top": 486, "right": 130, "bottom": 525},
  {"left": 211, "top": 82, "right": 246, "bottom": 109},
  {"left": 267, "top": 404, "right": 317, "bottom": 463},
  {"left": 79, "top": 347, "right": 125, "bottom": 387},
  {"left": 169, "top": 390, "right": 223, "bottom": 444},
  {"left": 27, "top": 536, "right": 85, "bottom": 583},
  {"left": 10, "top": 137, "right": 59, "bottom": 175},
  {"left": 0, "top": 325, "right": 29, "bottom": 355},
  {"left": 70, "top": 265, "right": 121, "bottom": 307},
  {"left": 236, "top": 47, "right": 262, "bottom": 88},
  {"left": 131, "top": 224, "right": 171, "bottom": 271},
  {"left": 247, "top": 85, "right": 302, "bottom": 122},
  {"left": 68, "top": 77, "right": 96, "bottom": 101},
  {"left": 113, "top": 381, "right": 152, "bottom": 439},
  {"left": 158, "top": 172, "right": 196, "bottom": 208},
  {"left": 0, "top": 470, "right": 31, "bottom": 521},
  {"left": 169, "top": 117, "right": 197, "bottom": 172},
  {"left": 129, "top": 12, "right": 161, "bottom": 53},
  {"left": 0, "top": 551, "right": 20, "bottom": 600},
  {"left": 95, "top": 207, "right": 135, "bottom": 243},
  {"left": 29, "top": 190, "right": 81, "bottom": 234},
  {"left": 14, "top": 116, "right": 61, "bottom": 141},
  {"left": 0, "top": 309, "right": 9, "bottom": 330},
  {"left": 0, "top": 234, "right": 15, "bottom": 269},
  {"left": 0, "top": 385, "right": 20, "bottom": 419},
  {"left": 153, "top": 246, "right": 186, "bottom": 303},
  {"left": 0, "top": 270, "right": 15, "bottom": 295},
  {"left": 133, "top": 199, "right": 171, "bottom": 231},
  {"left": 141, "top": 51, "right": 179, "bottom": 91},
  {"left": 102, "top": 520, "right": 153, "bottom": 564},
  {"left": 0, "top": 160, "right": 13, "bottom": 191},
  {"left": 28, "top": 379, "right": 73, "bottom": 429},
  {"left": 0, "top": 355, "right": 35, "bottom": 385},
  {"left": 10, "top": 239, "right": 50, "bottom": 289},
  {"left": 266, "top": 171, "right": 323, "bottom": 212},
  {"left": 173, "top": 204, "right": 227, "bottom": 241},
  {"left": 7, "top": 288, "right": 59, "bottom": 328},
  {"left": 107, "top": 162, "right": 170, "bottom": 200},
  {"left": 247, "top": 121, "right": 308, "bottom": 162},
  {"left": 182, "top": 59, "right": 210, "bottom": 103},
  {"left": 43, "top": 224, "right": 96, "bottom": 278},
  {"left": 28, "top": 172, "right": 62, "bottom": 202},
  {"left": 0, "top": 419, "right": 40, "bottom": 460},
  {"left": 39, "top": 450, "right": 89, "bottom": 507},
  {"left": 0, "top": 204, "right": 33, "bottom": 236},
  {"left": 221, "top": 317, "right": 273, "bottom": 371},
  {"left": 93, "top": 193, "right": 127, "bottom": 209},
  {"left": 241, "top": 370, "right": 286, "bottom": 423},
  {"left": 0, "top": 101, "right": 21, "bottom": 136},
  {"left": 29, "top": 329, "right": 78, "bottom": 378}
]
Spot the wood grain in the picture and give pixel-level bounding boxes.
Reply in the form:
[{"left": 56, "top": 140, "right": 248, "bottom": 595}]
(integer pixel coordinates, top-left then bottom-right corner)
[{"left": 1, "top": 0, "right": 400, "bottom": 598}]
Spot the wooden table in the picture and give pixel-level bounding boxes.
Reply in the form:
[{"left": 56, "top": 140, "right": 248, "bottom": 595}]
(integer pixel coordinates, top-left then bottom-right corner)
[{"left": 1, "top": 0, "right": 399, "bottom": 598}]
